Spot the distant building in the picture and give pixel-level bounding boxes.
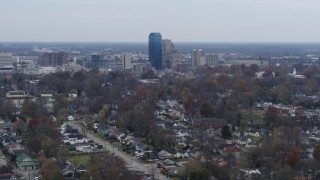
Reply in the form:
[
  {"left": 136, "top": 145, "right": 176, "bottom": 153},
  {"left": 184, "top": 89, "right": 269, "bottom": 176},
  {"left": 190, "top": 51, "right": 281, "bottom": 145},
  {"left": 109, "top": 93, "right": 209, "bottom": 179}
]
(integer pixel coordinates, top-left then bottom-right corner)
[
  {"left": 0, "top": 53, "right": 15, "bottom": 73},
  {"left": 132, "top": 63, "right": 150, "bottom": 73},
  {"left": 192, "top": 117, "right": 222, "bottom": 129},
  {"left": 191, "top": 49, "right": 205, "bottom": 67},
  {"left": 62, "top": 62, "right": 83, "bottom": 73},
  {"left": 172, "top": 51, "right": 182, "bottom": 70},
  {"left": 149, "top": 32, "right": 162, "bottom": 70},
  {"left": 41, "top": 51, "right": 68, "bottom": 67},
  {"left": 206, "top": 54, "right": 219, "bottom": 66},
  {"left": 199, "top": 56, "right": 206, "bottom": 66},
  {"left": 162, "top": 39, "right": 175, "bottom": 69},
  {"left": 122, "top": 53, "right": 132, "bottom": 70},
  {"left": 85, "top": 54, "right": 104, "bottom": 68},
  {"left": 17, "top": 56, "right": 38, "bottom": 73},
  {"left": 6, "top": 91, "right": 31, "bottom": 108}
]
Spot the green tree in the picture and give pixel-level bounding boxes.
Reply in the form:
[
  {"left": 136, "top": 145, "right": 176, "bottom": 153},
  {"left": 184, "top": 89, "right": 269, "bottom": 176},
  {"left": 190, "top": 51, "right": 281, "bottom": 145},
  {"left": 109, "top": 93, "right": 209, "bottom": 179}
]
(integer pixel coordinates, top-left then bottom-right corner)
[
  {"left": 21, "top": 100, "right": 39, "bottom": 118},
  {"left": 41, "top": 136, "right": 56, "bottom": 157},
  {"left": 97, "top": 108, "right": 108, "bottom": 124},
  {"left": 189, "top": 168, "right": 210, "bottom": 180},
  {"left": 222, "top": 125, "right": 232, "bottom": 139},
  {"left": 0, "top": 101, "right": 14, "bottom": 119},
  {"left": 42, "top": 160, "right": 64, "bottom": 180},
  {"left": 200, "top": 101, "right": 214, "bottom": 117},
  {"left": 313, "top": 144, "right": 320, "bottom": 161}
]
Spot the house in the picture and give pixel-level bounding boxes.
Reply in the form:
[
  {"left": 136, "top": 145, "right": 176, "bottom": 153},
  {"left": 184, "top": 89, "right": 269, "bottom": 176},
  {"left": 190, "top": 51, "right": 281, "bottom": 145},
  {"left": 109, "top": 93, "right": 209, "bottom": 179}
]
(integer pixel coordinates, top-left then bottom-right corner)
[
  {"left": 218, "top": 144, "right": 239, "bottom": 153},
  {"left": 6, "top": 143, "right": 25, "bottom": 155},
  {"left": 175, "top": 151, "right": 189, "bottom": 159},
  {"left": 258, "top": 128, "right": 269, "bottom": 137},
  {"left": 158, "top": 150, "right": 174, "bottom": 160},
  {"left": 247, "top": 130, "right": 260, "bottom": 138},
  {"left": 63, "top": 134, "right": 90, "bottom": 144},
  {"left": 75, "top": 144, "right": 93, "bottom": 153},
  {"left": 67, "top": 115, "right": 74, "bottom": 121},
  {"left": 68, "top": 89, "right": 78, "bottom": 98},
  {"left": 0, "top": 122, "right": 13, "bottom": 132},
  {"left": 176, "top": 130, "right": 191, "bottom": 137},
  {"left": 212, "top": 157, "right": 227, "bottom": 167},
  {"left": 76, "top": 164, "right": 86, "bottom": 173},
  {"left": 238, "top": 169, "right": 262, "bottom": 179},
  {"left": 40, "top": 93, "right": 53, "bottom": 99},
  {"left": 0, "top": 173, "right": 23, "bottom": 180},
  {"left": 61, "top": 165, "right": 74, "bottom": 176},
  {"left": 108, "top": 131, "right": 125, "bottom": 142},
  {"left": 192, "top": 117, "right": 222, "bottom": 129},
  {"left": 0, "top": 165, "right": 14, "bottom": 176},
  {"left": 236, "top": 136, "right": 252, "bottom": 146},
  {"left": 309, "top": 134, "right": 320, "bottom": 142},
  {"left": 127, "top": 142, "right": 147, "bottom": 152},
  {"left": 0, "top": 135, "right": 16, "bottom": 147},
  {"left": 5, "top": 90, "right": 31, "bottom": 108},
  {"left": 189, "top": 149, "right": 200, "bottom": 158},
  {"left": 143, "top": 151, "right": 159, "bottom": 161},
  {"left": 245, "top": 141, "right": 260, "bottom": 148},
  {"left": 16, "top": 153, "right": 40, "bottom": 170}
]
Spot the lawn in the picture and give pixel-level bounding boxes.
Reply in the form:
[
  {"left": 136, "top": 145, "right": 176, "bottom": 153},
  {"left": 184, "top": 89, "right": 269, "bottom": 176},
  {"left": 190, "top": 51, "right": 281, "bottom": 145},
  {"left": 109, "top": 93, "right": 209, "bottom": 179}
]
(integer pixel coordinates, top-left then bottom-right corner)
[
  {"left": 67, "top": 152, "right": 110, "bottom": 165},
  {"left": 67, "top": 154, "right": 92, "bottom": 165},
  {"left": 112, "top": 142, "right": 124, "bottom": 149}
]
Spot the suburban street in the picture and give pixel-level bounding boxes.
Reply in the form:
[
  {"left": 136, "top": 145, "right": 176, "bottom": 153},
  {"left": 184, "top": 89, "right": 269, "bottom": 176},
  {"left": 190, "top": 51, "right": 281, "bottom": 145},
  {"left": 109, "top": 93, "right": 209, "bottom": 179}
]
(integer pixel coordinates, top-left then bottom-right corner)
[
  {"left": 0, "top": 151, "right": 37, "bottom": 180},
  {"left": 67, "top": 121, "right": 168, "bottom": 180}
]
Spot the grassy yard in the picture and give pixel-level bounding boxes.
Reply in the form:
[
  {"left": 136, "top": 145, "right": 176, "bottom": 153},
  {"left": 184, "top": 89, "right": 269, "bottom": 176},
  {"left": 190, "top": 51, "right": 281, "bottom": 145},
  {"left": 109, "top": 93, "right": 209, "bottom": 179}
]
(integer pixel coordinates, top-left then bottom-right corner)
[
  {"left": 112, "top": 142, "right": 124, "bottom": 149},
  {"left": 67, "top": 152, "right": 110, "bottom": 165}
]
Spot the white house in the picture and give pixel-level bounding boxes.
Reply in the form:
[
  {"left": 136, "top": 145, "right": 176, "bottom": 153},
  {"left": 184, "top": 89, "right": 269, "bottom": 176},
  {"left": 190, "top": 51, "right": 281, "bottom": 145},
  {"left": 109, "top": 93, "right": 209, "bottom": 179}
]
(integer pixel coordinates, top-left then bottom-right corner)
[{"left": 68, "top": 115, "right": 74, "bottom": 121}]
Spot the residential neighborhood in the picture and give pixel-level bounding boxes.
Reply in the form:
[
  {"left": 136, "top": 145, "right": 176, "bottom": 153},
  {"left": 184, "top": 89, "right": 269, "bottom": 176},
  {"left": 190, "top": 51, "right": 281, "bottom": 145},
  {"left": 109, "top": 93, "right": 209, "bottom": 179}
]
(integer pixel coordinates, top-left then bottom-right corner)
[{"left": 1, "top": 42, "right": 320, "bottom": 180}]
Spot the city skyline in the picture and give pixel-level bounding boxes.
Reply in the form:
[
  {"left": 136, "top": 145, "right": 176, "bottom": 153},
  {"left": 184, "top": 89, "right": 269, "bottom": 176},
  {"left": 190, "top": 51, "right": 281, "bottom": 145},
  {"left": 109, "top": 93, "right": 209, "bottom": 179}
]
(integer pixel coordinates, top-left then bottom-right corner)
[{"left": 1, "top": 0, "right": 320, "bottom": 42}]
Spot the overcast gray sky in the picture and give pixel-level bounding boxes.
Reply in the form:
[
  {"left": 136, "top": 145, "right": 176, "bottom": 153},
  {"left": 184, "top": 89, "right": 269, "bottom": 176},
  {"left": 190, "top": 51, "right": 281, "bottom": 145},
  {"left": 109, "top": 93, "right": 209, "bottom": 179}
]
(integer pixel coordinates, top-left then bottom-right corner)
[{"left": 1, "top": 0, "right": 320, "bottom": 42}]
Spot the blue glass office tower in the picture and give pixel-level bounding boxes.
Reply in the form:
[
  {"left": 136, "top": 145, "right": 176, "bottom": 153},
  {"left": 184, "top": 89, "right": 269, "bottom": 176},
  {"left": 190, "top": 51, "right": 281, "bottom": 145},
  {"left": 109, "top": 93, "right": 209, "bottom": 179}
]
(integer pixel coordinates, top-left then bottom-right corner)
[{"left": 148, "top": 32, "right": 162, "bottom": 70}]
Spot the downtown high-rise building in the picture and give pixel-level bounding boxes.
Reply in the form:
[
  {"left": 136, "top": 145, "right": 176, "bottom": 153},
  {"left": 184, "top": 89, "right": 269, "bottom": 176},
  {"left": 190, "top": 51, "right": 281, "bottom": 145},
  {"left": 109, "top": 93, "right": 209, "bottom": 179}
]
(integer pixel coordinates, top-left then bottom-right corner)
[
  {"left": 172, "top": 51, "right": 181, "bottom": 70},
  {"left": 206, "top": 54, "right": 219, "bottom": 66},
  {"left": 42, "top": 51, "right": 68, "bottom": 67},
  {"left": 0, "top": 53, "right": 15, "bottom": 73},
  {"left": 148, "top": 32, "right": 162, "bottom": 70},
  {"left": 162, "top": 39, "right": 174, "bottom": 69},
  {"left": 122, "top": 53, "right": 132, "bottom": 70},
  {"left": 191, "top": 49, "right": 205, "bottom": 67},
  {"left": 85, "top": 54, "right": 104, "bottom": 68}
]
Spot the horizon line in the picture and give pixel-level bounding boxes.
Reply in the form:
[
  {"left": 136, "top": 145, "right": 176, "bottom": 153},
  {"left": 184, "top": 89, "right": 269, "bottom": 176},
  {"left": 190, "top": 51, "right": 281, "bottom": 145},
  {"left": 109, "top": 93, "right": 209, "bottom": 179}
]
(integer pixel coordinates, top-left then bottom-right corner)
[{"left": 1, "top": 41, "right": 320, "bottom": 44}]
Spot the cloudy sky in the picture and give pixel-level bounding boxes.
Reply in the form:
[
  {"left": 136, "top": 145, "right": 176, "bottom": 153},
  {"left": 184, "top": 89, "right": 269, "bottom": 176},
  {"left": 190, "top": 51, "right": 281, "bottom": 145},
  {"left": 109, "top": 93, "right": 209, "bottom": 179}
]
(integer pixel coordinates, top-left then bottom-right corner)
[{"left": 1, "top": 0, "right": 320, "bottom": 42}]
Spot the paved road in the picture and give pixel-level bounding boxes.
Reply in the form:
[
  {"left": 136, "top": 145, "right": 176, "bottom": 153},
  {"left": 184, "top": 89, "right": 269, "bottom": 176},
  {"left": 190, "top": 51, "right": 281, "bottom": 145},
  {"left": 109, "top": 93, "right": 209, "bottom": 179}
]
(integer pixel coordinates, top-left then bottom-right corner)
[{"left": 67, "top": 121, "right": 168, "bottom": 180}]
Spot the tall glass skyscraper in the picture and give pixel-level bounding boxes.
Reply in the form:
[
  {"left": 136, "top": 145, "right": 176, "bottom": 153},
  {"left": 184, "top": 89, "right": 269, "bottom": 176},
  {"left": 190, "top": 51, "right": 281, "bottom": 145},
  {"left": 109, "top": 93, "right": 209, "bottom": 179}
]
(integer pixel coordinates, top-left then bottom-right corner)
[{"left": 148, "top": 32, "right": 162, "bottom": 70}]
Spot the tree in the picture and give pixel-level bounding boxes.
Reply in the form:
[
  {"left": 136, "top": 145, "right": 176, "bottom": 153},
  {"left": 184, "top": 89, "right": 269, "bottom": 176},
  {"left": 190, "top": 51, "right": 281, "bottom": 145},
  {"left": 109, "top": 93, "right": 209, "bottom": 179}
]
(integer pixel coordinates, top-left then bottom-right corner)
[
  {"left": 313, "top": 144, "right": 320, "bottom": 161},
  {"left": 183, "top": 159, "right": 201, "bottom": 179},
  {"left": 287, "top": 147, "right": 300, "bottom": 167},
  {"left": 57, "top": 109, "right": 68, "bottom": 124},
  {"left": 97, "top": 108, "right": 108, "bottom": 124},
  {"left": 189, "top": 168, "right": 210, "bottom": 180},
  {"left": 222, "top": 125, "right": 232, "bottom": 139},
  {"left": 141, "top": 70, "right": 157, "bottom": 79},
  {"left": 41, "top": 160, "right": 64, "bottom": 180},
  {"left": 234, "top": 80, "right": 247, "bottom": 92},
  {"left": 84, "top": 153, "right": 132, "bottom": 180},
  {"left": 200, "top": 101, "right": 213, "bottom": 117},
  {"left": 12, "top": 119, "right": 26, "bottom": 136},
  {"left": 41, "top": 136, "right": 56, "bottom": 157},
  {"left": 0, "top": 101, "right": 14, "bottom": 119},
  {"left": 118, "top": 104, "right": 154, "bottom": 137},
  {"left": 21, "top": 100, "right": 39, "bottom": 118}
]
